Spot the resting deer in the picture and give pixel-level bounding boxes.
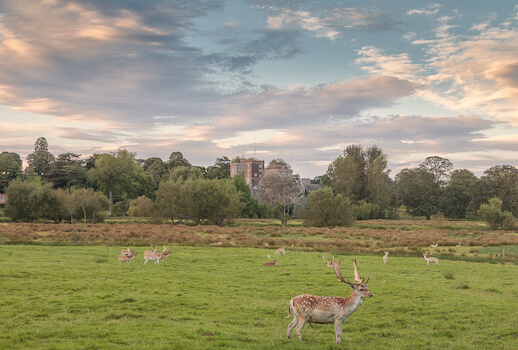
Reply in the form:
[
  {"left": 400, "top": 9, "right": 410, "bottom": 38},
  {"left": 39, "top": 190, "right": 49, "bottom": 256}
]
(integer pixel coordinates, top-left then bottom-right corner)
[
  {"left": 157, "top": 246, "right": 171, "bottom": 262},
  {"left": 121, "top": 247, "right": 133, "bottom": 256},
  {"left": 262, "top": 254, "right": 276, "bottom": 266},
  {"left": 287, "top": 259, "right": 372, "bottom": 345},
  {"left": 383, "top": 251, "right": 389, "bottom": 264},
  {"left": 423, "top": 253, "right": 439, "bottom": 265},
  {"left": 323, "top": 255, "right": 334, "bottom": 267},
  {"left": 118, "top": 251, "right": 137, "bottom": 265},
  {"left": 430, "top": 243, "right": 438, "bottom": 248},
  {"left": 274, "top": 247, "right": 286, "bottom": 256}
]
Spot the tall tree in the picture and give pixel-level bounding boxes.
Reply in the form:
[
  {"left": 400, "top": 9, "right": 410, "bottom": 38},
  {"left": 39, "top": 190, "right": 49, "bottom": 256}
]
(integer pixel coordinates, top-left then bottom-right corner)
[
  {"left": 472, "top": 165, "right": 518, "bottom": 216},
  {"left": 168, "top": 151, "right": 190, "bottom": 169},
  {"left": 0, "top": 153, "right": 22, "bottom": 193},
  {"left": 42, "top": 153, "right": 86, "bottom": 193},
  {"left": 26, "top": 137, "right": 55, "bottom": 175},
  {"left": 302, "top": 187, "right": 354, "bottom": 227},
  {"left": 0, "top": 152, "right": 22, "bottom": 167},
  {"left": 395, "top": 167, "right": 439, "bottom": 220},
  {"left": 440, "top": 169, "right": 478, "bottom": 219},
  {"left": 86, "top": 149, "right": 154, "bottom": 215},
  {"left": 259, "top": 173, "right": 300, "bottom": 227},
  {"left": 419, "top": 156, "right": 453, "bottom": 186}
]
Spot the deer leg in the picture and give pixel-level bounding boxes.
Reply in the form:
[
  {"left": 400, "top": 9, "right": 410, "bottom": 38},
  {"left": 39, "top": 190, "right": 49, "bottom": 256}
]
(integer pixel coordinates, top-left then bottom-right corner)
[
  {"left": 287, "top": 315, "right": 298, "bottom": 339},
  {"left": 334, "top": 319, "right": 343, "bottom": 345},
  {"left": 295, "top": 316, "right": 309, "bottom": 342}
]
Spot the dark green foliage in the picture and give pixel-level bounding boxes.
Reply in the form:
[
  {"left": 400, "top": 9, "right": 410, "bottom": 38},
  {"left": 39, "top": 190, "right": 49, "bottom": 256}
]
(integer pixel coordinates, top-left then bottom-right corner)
[
  {"left": 127, "top": 196, "right": 153, "bottom": 217},
  {"left": 478, "top": 197, "right": 516, "bottom": 230},
  {"left": 4, "top": 180, "right": 39, "bottom": 221},
  {"left": 67, "top": 188, "right": 109, "bottom": 223},
  {"left": 472, "top": 165, "right": 518, "bottom": 216},
  {"left": 26, "top": 137, "right": 55, "bottom": 175},
  {"left": 301, "top": 187, "right": 354, "bottom": 227},
  {"left": 42, "top": 153, "right": 86, "bottom": 192},
  {"left": 0, "top": 153, "right": 22, "bottom": 193}
]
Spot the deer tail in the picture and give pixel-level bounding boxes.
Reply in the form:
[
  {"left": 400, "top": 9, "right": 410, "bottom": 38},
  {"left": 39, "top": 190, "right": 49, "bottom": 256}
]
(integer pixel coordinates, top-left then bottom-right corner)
[{"left": 285, "top": 300, "right": 293, "bottom": 318}]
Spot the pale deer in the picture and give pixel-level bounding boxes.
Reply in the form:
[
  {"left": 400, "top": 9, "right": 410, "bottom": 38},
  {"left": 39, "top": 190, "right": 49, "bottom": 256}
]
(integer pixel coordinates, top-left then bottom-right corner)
[
  {"left": 121, "top": 247, "right": 132, "bottom": 256},
  {"left": 430, "top": 243, "right": 438, "bottom": 248},
  {"left": 423, "top": 253, "right": 439, "bottom": 265},
  {"left": 323, "top": 255, "right": 334, "bottom": 267},
  {"left": 287, "top": 259, "right": 372, "bottom": 345},
  {"left": 144, "top": 252, "right": 161, "bottom": 265},
  {"left": 262, "top": 254, "right": 276, "bottom": 266},
  {"left": 118, "top": 251, "right": 137, "bottom": 265},
  {"left": 157, "top": 246, "right": 171, "bottom": 262},
  {"left": 383, "top": 251, "right": 389, "bottom": 264},
  {"left": 274, "top": 247, "right": 286, "bottom": 256},
  {"left": 456, "top": 242, "right": 462, "bottom": 248},
  {"left": 144, "top": 244, "right": 157, "bottom": 256}
]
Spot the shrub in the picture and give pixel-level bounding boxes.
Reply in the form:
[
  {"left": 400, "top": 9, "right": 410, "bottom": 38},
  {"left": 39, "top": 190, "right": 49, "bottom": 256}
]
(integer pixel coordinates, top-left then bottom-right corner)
[
  {"left": 4, "top": 180, "right": 39, "bottom": 221},
  {"left": 127, "top": 196, "right": 153, "bottom": 217},
  {"left": 301, "top": 187, "right": 354, "bottom": 227},
  {"left": 478, "top": 197, "right": 516, "bottom": 230}
]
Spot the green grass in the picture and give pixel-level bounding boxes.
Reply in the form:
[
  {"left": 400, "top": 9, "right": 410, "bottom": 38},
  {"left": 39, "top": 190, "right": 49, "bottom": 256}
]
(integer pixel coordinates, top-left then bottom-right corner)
[{"left": 0, "top": 245, "right": 517, "bottom": 349}]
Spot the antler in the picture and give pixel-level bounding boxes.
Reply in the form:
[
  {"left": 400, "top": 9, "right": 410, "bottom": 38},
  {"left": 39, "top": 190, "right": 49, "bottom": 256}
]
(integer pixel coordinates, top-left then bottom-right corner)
[{"left": 333, "top": 259, "right": 368, "bottom": 286}]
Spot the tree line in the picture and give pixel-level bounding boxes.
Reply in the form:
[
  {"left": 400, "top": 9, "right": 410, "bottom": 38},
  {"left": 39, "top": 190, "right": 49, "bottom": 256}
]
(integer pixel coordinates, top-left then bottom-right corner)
[{"left": 1, "top": 138, "right": 517, "bottom": 229}]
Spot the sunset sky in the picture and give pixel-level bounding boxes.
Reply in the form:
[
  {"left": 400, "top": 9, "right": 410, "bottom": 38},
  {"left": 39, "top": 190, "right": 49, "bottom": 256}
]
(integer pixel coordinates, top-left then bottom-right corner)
[{"left": 1, "top": 0, "right": 518, "bottom": 178}]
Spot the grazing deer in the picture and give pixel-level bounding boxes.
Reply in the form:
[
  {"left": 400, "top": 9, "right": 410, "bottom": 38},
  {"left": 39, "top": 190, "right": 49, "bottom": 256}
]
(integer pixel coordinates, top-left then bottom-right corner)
[
  {"left": 118, "top": 251, "right": 137, "bottom": 265},
  {"left": 430, "top": 243, "right": 438, "bottom": 248},
  {"left": 287, "top": 259, "right": 372, "bottom": 345},
  {"left": 157, "top": 246, "right": 171, "bottom": 262},
  {"left": 274, "top": 247, "right": 286, "bottom": 256},
  {"left": 262, "top": 254, "right": 276, "bottom": 266},
  {"left": 383, "top": 251, "right": 389, "bottom": 264},
  {"left": 423, "top": 253, "right": 439, "bottom": 265},
  {"left": 323, "top": 255, "right": 334, "bottom": 267},
  {"left": 144, "top": 244, "right": 157, "bottom": 256},
  {"left": 121, "top": 247, "right": 133, "bottom": 256}
]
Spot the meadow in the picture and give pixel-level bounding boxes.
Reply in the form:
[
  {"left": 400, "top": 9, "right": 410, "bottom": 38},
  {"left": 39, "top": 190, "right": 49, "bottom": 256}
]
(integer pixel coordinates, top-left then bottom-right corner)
[{"left": 0, "top": 240, "right": 517, "bottom": 349}]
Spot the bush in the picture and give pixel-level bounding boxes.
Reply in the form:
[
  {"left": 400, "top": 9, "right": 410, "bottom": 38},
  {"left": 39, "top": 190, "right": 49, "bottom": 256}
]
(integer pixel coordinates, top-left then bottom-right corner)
[
  {"left": 127, "top": 196, "right": 153, "bottom": 217},
  {"left": 4, "top": 180, "right": 39, "bottom": 221},
  {"left": 301, "top": 187, "right": 354, "bottom": 227},
  {"left": 478, "top": 197, "right": 516, "bottom": 230}
]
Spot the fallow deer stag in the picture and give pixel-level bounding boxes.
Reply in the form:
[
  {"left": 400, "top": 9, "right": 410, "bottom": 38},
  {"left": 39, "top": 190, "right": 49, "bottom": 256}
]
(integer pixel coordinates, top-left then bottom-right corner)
[
  {"left": 322, "top": 255, "right": 334, "bottom": 267},
  {"left": 144, "top": 245, "right": 157, "bottom": 256},
  {"left": 121, "top": 247, "right": 133, "bottom": 256},
  {"left": 157, "top": 246, "right": 171, "bottom": 262},
  {"left": 262, "top": 254, "right": 276, "bottom": 266},
  {"left": 287, "top": 259, "right": 372, "bottom": 345},
  {"left": 118, "top": 251, "right": 137, "bottom": 265}
]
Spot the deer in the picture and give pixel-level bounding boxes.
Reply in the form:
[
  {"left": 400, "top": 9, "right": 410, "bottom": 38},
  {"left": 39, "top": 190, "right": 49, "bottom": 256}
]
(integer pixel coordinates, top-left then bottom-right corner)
[
  {"left": 144, "top": 252, "right": 161, "bottom": 265},
  {"left": 430, "top": 243, "right": 438, "bottom": 248},
  {"left": 383, "top": 251, "right": 389, "bottom": 264},
  {"left": 287, "top": 259, "right": 372, "bottom": 345},
  {"left": 121, "top": 247, "right": 133, "bottom": 256},
  {"left": 323, "top": 255, "right": 334, "bottom": 267},
  {"left": 144, "top": 244, "right": 157, "bottom": 256},
  {"left": 423, "top": 253, "right": 439, "bottom": 265},
  {"left": 157, "top": 246, "right": 171, "bottom": 262},
  {"left": 262, "top": 254, "right": 276, "bottom": 266},
  {"left": 274, "top": 247, "right": 286, "bottom": 256},
  {"left": 118, "top": 251, "right": 137, "bottom": 265}
]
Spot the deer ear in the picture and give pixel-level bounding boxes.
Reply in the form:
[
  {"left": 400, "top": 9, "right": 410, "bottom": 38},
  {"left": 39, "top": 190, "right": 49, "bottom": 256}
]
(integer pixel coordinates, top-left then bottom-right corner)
[{"left": 349, "top": 283, "right": 357, "bottom": 290}]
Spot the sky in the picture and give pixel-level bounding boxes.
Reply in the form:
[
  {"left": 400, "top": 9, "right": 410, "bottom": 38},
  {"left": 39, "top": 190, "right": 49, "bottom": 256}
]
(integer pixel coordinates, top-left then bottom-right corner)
[{"left": 1, "top": 0, "right": 518, "bottom": 179}]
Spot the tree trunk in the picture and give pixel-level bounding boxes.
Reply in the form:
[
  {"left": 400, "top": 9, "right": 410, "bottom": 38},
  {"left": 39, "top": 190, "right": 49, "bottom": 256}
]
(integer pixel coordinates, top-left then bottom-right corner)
[{"left": 108, "top": 189, "right": 113, "bottom": 216}]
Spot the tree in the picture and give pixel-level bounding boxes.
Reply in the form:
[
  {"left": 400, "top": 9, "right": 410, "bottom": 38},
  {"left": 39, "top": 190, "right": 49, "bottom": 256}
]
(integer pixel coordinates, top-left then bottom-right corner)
[
  {"left": 68, "top": 188, "right": 109, "bottom": 223},
  {"left": 4, "top": 180, "right": 39, "bottom": 221},
  {"left": 26, "top": 137, "right": 55, "bottom": 175},
  {"left": 86, "top": 149, "right": 155, "bottom": 215},
  {"left": 301, "top": 187, "right": 354, "bottom": 227},
  {"left": 0, "top": 152, "right": 22, "bottom": 167},
  {"left": 440, "top": 169, "right": 478, "bottom": 219},
  {"left": 0, "top": 153, "right": 22, "bottom": 193},
  {"left": 395, "top": 167, "right": 439, "bottom": 219},
  {"left": 127, "top": 196, "right": 154, "bottom": 217},
  {"left": 471, "top": 165, "right": 518, "bottom": 216},
  {"left": 35, "top": 183, "right": 65, "bottom": 222},
  {"left": 478, "top": 197, "right": 516, "bottom": 230},
  {"left": 143, "top": 157, "right": 167, "bottom": 186},
  {"left": 365, "top": 154, "right": 391, "bottom": 217},
  {"left": 419, "top": 156, "right": 453, "bottom": 186},
  {"left": 233, "top": 174, "right": 262, "bottom": 218},
  {"left": 42, "top": 153, "right": 86, "bottom": 193},
  {"left": 259, "top": 173, "right": 300, "bottom": 227},
  {"left": 154, "top": 179, "right": 185, "bottom": 224},
  {"left": 168, "top": 151, "right": 191, "bottom": 169}
]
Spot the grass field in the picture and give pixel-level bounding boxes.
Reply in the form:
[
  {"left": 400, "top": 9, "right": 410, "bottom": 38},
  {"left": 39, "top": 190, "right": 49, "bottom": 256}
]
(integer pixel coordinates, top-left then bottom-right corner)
[{"left": 0, "top": 244, "right": 517, "bottom": 349}]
